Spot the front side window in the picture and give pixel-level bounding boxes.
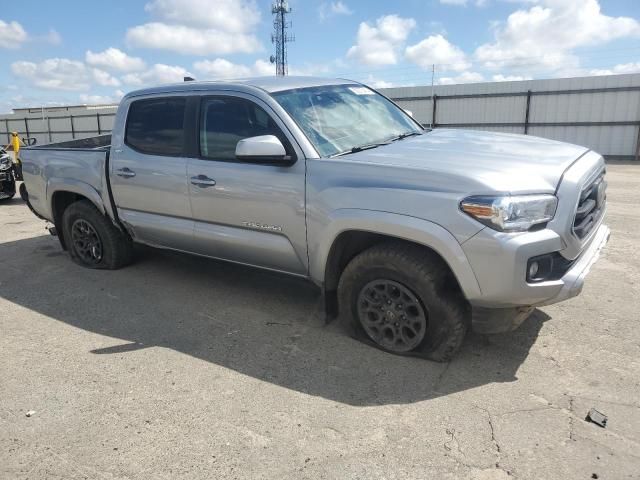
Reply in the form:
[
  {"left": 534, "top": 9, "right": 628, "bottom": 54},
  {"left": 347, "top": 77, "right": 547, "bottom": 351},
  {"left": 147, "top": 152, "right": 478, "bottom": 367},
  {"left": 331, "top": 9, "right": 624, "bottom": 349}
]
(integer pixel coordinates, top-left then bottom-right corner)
[
  {"left": 125, "top": 97, "right": 186, "bottom": 156},
  {"left": 200, "top": 97, "right": 284, "bottom": 161},
  {"left": 272, "top": 84, "right": 422, "bottom": 157}
]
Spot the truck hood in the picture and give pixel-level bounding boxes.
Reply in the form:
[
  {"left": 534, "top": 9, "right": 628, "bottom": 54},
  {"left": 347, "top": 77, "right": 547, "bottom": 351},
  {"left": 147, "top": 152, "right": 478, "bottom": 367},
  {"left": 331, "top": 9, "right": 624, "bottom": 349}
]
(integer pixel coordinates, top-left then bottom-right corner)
[{"left": 346, "top": 128, "right": 589, "bottom": 194}]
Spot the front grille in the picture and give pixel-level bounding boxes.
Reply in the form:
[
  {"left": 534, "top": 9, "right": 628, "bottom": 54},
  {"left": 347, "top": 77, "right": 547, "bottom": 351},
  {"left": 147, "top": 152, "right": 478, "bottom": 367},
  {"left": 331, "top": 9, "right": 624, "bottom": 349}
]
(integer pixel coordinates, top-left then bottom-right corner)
[{"left": 573, "top": 170, "right": 606, "bottom": 239}]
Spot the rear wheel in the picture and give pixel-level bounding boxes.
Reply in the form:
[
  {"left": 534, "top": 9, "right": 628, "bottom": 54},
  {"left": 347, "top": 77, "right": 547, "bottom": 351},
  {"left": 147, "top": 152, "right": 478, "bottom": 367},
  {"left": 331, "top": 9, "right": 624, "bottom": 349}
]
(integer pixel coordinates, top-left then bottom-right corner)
[
  {"left": 338, "top": 242, "right": 470, "bottom": 362},
  {"left": 62, "top": 200, "right": 133, "bottom": 269}
]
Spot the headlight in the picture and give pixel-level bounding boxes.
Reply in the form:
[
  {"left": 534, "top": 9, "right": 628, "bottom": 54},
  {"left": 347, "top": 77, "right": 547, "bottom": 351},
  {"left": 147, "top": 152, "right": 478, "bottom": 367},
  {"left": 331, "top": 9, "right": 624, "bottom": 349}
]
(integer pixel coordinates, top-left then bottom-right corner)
[
  {"left": 460, "top": 194, "right": 558, "bottom": 232},
  {"left": 0, "top": 155, "right": 12, "bottom": 170}
]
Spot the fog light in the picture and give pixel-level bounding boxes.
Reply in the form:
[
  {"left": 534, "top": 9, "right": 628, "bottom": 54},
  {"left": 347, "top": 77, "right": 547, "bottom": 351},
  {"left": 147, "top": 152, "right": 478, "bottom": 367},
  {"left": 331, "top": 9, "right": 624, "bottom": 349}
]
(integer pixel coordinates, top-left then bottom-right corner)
[{"left": 526, "top": 254, "right": 554, "bottom": 283}]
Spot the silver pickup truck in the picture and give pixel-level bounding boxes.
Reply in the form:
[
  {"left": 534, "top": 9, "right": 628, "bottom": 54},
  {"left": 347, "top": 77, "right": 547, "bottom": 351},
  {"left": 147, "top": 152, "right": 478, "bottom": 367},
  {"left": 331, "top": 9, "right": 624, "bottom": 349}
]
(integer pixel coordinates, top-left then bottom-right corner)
[{"left": 21, "top": 77, "right": 609, "bottom": 361}]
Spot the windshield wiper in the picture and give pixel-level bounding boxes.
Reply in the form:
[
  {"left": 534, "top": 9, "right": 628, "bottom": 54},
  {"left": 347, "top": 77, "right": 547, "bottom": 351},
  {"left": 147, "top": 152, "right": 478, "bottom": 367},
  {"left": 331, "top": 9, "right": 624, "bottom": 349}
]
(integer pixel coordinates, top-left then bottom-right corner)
[
  {"left": 330, "top": 131, "right": 423, "bottom": 157},
  {"left": 388, "top": 131, "right": 423, "bottom": 142},
  {"left": 331, "top": 141, "right": 391, "bottom": 157}
]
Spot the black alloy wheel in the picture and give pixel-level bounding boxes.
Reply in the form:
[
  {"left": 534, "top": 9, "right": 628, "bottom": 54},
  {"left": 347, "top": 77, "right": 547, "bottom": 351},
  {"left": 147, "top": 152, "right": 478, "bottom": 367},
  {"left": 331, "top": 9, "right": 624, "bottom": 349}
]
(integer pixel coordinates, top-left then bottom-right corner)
[
  {"left": 357, "top": 279, "right": 428, "bottom": 353},
  {"left": 70, "top": 218, "right": 103, "bottom": 265}
]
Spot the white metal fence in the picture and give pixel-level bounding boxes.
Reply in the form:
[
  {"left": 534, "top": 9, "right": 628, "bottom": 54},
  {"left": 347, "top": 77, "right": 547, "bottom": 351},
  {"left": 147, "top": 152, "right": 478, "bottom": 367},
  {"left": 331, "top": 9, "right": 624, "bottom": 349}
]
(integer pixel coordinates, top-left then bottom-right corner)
[
  {"left": 381, "top": 73, "right": 640, "bottom": 161},
  {"left": 0, "top": 107, "right": 116, "bottom": 147},
  {"left": 1, "top": 73, "right": 639, "bottom": 160}
]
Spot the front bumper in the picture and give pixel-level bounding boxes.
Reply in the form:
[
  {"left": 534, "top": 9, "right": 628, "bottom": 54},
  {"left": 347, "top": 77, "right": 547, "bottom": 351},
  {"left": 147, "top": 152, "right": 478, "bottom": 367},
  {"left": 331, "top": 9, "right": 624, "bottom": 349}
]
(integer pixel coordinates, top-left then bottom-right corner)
[
  {"left": 536, "top": 223, "right": 610, "bottom": 307},
  {"left": 468, "top": 223, "right": 609, "bottom": 333},
  {"left": 462, "top": 222, "right": 610, "bottom": 309}
]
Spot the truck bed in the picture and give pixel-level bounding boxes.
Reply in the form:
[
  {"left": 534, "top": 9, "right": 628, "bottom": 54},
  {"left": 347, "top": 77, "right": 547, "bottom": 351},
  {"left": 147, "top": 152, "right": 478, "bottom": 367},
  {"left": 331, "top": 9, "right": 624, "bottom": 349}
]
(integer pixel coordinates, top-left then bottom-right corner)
[{"left": 20, "top": 135, "right": 113, "bottom": 223}]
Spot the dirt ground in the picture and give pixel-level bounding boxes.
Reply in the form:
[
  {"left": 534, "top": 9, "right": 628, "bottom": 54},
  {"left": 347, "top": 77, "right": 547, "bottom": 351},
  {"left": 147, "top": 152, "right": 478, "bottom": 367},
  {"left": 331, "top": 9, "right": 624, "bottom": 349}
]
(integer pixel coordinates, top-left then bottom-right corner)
[{"left": 1, "top": 163, "right": 639, "bottom": 480}]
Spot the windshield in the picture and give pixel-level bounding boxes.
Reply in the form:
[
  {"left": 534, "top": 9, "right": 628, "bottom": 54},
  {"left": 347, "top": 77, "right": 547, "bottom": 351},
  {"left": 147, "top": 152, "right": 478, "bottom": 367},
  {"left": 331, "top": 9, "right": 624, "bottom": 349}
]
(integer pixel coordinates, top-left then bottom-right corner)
[{"left": 271, "top": 84, "right": 423, "bottom": 157}]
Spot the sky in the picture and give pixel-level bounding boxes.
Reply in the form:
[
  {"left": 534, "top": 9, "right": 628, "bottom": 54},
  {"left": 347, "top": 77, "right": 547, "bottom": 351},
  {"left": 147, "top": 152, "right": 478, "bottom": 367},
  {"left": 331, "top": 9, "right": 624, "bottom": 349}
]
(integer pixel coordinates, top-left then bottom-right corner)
[{"left": 0, "top": 0, "right": 639, "bottom": 112}]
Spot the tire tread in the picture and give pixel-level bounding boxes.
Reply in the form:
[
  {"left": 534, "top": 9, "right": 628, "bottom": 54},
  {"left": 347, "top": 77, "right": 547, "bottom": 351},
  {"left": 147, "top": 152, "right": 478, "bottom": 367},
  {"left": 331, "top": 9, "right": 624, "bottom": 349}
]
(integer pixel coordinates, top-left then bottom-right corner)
[
  {"left": 62, "top": 200, "right": 133, "bottom": 269},
  {"left": 338, "top": 241, "right": 469, "bottom": 362}
]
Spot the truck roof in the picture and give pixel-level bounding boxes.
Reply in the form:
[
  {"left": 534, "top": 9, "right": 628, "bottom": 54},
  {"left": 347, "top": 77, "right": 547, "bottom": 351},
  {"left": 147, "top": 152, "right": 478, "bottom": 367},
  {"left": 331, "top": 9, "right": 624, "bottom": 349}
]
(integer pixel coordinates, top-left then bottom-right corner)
[{"left": 124, "top": 76, "right": 359, "bottom": 99}]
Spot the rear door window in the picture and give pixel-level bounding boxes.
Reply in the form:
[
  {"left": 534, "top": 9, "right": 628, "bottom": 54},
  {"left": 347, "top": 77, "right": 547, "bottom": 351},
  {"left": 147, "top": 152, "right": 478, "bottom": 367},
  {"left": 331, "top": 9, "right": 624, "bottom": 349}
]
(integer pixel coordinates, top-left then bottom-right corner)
[{"left": 125, "top": 98, "right": 186, "bottom": 156}]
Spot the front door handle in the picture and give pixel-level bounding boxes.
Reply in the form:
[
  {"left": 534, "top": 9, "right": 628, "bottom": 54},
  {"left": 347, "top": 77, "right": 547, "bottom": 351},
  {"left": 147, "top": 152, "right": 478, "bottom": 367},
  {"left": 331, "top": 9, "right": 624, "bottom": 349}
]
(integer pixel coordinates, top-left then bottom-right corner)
[
  {"left": 191, "top": 175, "right": 216, "bottom": 188},
  {"left": 116, "top": 167, "right": 136, "bottom": 178}
]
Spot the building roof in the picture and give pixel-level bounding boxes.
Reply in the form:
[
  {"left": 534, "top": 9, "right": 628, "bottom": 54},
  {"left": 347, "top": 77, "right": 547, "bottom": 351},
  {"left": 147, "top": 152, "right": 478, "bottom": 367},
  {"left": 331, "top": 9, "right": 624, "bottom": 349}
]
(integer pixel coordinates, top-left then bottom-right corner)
[{"left": 11, "top": 104, "right": 118, "bottom": 114}]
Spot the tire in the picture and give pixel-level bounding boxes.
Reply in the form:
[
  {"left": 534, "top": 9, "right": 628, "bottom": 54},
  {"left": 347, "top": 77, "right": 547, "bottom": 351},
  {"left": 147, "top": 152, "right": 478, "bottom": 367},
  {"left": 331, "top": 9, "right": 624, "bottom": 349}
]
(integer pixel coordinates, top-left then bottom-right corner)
[
  {"left": 338, "top": 242, "right": 470, "bottom": 362},
  {"left": 0, "top": 180, "right": 16, "bottom": 201},
  {"left": 61, "top": 200, "right": 133, "bottom": 269}
]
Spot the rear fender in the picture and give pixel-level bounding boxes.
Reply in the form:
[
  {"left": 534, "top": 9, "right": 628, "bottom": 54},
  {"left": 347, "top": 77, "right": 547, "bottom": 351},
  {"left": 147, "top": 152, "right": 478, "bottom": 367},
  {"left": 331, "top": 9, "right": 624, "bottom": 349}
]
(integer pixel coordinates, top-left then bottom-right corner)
[{"left": 46, "top": 179, "right": 106, "bottom": 217}]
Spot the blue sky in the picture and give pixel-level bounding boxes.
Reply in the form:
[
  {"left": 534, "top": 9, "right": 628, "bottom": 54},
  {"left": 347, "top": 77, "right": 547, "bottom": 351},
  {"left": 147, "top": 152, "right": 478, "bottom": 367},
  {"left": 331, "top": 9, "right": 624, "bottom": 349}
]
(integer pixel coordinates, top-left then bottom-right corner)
[{"left": 0, "top": 0, "right": 638, "bottom": 112}]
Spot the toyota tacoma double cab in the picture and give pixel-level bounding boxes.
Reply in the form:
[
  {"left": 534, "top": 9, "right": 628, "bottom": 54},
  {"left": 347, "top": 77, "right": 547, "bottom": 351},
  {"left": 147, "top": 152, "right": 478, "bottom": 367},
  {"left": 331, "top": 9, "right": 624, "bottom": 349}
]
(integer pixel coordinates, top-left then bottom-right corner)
[{"left": 21, "top": 77, "right": 610, "bottom": 361}]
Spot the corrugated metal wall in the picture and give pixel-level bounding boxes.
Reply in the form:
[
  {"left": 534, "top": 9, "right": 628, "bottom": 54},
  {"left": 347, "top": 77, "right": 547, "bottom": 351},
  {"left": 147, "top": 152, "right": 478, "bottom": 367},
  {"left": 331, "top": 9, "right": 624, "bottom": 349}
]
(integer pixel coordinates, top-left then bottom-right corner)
[
  {"left": 0, "top": 106, "right": 117, "bottom": 147},
  {"left": 380, "top": 73, "right": 640, "bottom": 160}
]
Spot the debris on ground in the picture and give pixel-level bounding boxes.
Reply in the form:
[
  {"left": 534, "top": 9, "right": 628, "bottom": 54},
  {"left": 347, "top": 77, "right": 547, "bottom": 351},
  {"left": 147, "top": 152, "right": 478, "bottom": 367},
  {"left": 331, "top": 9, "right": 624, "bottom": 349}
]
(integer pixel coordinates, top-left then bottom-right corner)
[
  {"left": 585, "top": 408, "right": 607, "bottom": 428},
  {"left": 25, "top": 410, "right": 36, "bottom": 417}
]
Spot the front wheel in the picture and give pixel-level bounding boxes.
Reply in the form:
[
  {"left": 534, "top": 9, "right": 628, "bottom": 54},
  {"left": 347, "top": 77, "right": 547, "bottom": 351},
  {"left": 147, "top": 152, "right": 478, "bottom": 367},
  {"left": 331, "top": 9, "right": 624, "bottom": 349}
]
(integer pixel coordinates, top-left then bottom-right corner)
[
  {"left": 338, "top": 242, "right": 470, "bottom": 362},
  {"left": 61, "top": 200, "right": 133, "bottom": 269}
]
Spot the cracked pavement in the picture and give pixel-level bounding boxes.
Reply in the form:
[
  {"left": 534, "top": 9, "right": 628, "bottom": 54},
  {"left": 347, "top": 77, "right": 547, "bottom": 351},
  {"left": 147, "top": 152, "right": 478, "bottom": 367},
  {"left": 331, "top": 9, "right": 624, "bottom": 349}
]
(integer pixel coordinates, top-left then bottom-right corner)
[{"left": 1, "top": 163, "right": 639, "bottom": 479}]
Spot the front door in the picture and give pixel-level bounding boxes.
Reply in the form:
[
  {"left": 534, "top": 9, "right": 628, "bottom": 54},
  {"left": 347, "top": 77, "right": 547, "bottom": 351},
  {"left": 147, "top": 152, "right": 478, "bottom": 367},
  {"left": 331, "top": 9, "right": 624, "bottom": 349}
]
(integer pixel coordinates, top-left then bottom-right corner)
[
  {"left": 110, "top": 95, "right": 194, "bottom": 251},
  {"left": 187, "top": 93, "right": 307, "bottom": 275}
]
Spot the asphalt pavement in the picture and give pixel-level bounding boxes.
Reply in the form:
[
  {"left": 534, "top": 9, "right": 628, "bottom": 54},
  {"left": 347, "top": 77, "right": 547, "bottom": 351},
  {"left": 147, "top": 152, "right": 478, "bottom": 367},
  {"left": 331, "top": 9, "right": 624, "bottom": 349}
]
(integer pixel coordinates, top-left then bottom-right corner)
[{"left": 1, "top": 164, "right": 639, "bottom": 479}]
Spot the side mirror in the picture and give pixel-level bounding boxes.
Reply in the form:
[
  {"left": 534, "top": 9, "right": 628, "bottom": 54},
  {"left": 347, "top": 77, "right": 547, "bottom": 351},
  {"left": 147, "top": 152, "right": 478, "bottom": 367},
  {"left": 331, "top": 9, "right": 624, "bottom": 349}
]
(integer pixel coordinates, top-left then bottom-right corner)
[{"left": 235, "top": 135, "right": 293, "bottom": 165}]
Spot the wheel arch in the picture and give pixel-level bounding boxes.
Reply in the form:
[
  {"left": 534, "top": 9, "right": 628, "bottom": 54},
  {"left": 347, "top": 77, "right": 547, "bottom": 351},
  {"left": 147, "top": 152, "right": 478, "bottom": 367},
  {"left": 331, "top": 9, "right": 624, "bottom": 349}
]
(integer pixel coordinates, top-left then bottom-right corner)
[
  {"left": 48, "top": 181, "right": 106, "bottom": 250},
  {"left": 313, "top": 210, "right": 482, "bottom": 317}
]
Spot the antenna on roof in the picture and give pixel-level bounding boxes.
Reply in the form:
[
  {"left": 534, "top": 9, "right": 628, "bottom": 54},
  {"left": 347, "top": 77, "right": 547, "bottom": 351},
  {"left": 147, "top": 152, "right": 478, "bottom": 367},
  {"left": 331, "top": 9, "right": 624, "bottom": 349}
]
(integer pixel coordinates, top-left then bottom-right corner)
[
  {"left": 270, "top": 1, "right": 294, "bottom": 76},
  {"left": 184, "top": 76, "right": 195, "bottom": 82}
]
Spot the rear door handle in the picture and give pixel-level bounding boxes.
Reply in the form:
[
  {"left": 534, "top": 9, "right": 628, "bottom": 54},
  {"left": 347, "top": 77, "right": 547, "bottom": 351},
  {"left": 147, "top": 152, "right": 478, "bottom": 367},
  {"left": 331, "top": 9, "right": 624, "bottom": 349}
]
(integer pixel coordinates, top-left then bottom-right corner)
[
  {"left": 116, "top": 167, "right": 136, "bottom": 178},
  {"left": 190, "top": 175, "right": 216, "bottom": 188}
]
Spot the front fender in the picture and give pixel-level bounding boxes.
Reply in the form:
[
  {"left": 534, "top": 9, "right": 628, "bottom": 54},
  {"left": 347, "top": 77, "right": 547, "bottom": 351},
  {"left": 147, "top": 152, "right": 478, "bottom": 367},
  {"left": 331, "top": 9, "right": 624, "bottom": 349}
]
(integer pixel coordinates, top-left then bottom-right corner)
[{"left": 310, "top": 208, "right": 482, "bottom": 300}]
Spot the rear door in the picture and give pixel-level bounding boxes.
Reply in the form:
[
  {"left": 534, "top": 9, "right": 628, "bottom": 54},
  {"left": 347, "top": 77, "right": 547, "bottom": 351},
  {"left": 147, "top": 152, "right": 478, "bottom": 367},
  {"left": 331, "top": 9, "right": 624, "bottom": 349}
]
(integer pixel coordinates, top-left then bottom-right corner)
[
  {"left": 186, "top": 92, "right": 307, "bottom": 275},
  {"left": 110, "top": 95, "right": 194, "bottom": 251}
]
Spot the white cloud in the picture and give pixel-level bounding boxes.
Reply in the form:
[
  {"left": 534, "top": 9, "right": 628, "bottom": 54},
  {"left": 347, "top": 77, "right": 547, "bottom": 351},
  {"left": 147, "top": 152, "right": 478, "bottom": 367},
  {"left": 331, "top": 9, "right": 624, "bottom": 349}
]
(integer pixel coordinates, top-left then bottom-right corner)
[
  {"left": 253, "top": 60, "right": 274, "bottom": 76},
  {"left": 80, "top": 90, "right": 125, "bottom": 105},
  {"left": 405, "top": 34, "right": 470, "bottom": 72},
  {"left": 126, "top": 23, "right": 261, "bottom": 55},
  {"left": 0, "top": 19, "right": 28, "bottom": 49},
  {"left": 0, "top": 95, "right": 69, "bottom": 114},
  {"left": 347, "top": 15, "right": 416, "bottom": 66},
  {"left": 475, "top": 0, "right": 640, "bottom": 72},
  {"left": 127, "top": 0, "right": 262, "bottom": 55},
  {"left": 589, "top": 62, "right": 640, "bottom": 76},
  {"left": 91, "top": 68, "right": 121, "bottom": 87},
  {"left": 365, "top": 75, "right": 393, "bottom": 88},
  {"left": 86, "top": 48, "right": 146, "bottom": 72},
  {"left": 288, "top": 61, "right": 336, "bottom": 76},
  {"left": 438, "top": 71, "right": 484, "bottom": 85},
  {"left": 144, "top": 0, "right": 260, "bottom": 33},
  {"left": 319, "top": 1, "right": 353, "bottom": 21},
  {"left": 122, "top": 63, "right": 191, "bottom": 87},
  {"left": 193, "top": 58, "right": 273, "bottom": 79},
  {"left": 11, "top": 59, "right": 91, "bottom": 91}
]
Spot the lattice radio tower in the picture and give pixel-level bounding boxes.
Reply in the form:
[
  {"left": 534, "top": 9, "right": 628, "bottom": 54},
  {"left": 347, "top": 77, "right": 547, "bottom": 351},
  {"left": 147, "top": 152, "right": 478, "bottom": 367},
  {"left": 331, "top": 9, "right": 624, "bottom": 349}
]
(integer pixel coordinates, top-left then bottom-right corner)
[{"left": 270, "top": 1, "right": 294, "bottom": 76}]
